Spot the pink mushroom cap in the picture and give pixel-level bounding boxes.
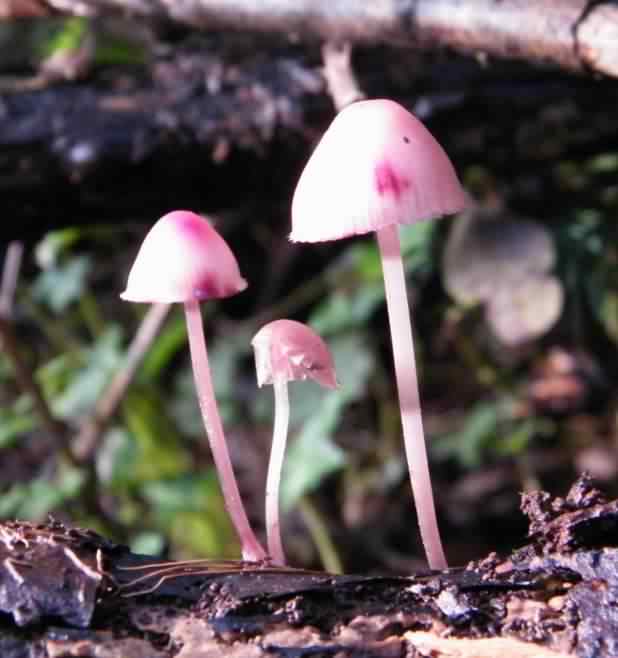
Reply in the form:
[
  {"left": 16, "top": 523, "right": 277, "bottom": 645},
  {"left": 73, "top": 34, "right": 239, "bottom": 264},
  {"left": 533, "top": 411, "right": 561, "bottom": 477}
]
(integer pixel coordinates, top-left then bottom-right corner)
[
  {"left": 251, "top": 319, "right": 338, "bottom": 390},
  {"left": 120, "top": 210, "right": 247, "bottom": 303},
  {"left": 290, "top": 99, "right": 467, "bottom": 243}
]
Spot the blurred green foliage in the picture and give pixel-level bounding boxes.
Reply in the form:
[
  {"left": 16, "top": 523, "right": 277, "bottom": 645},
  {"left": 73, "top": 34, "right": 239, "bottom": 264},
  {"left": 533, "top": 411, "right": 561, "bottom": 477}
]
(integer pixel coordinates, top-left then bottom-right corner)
[
  {"left": 0, "top": 190, "right": 616, "bottom": 568},
  {"left": 0, "top": 80, "right": 616, "bottom": 569}
]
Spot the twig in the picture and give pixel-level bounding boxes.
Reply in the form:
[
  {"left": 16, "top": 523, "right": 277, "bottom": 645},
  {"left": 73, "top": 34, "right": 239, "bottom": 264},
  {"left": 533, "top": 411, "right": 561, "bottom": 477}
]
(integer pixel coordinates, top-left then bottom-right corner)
[
  {"left": 0, "top": 242, "right": 23, "bottom": 317},
  {"left": 73, "top": 303, "right": 171, "bottom": 461},
  {"left": 0, "top": 243, "right": 73, "bottom": 462}
]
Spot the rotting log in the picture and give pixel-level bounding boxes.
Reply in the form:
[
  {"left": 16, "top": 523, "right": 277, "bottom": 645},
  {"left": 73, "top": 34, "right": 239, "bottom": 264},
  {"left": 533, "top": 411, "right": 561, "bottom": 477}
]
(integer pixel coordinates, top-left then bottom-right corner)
[
  {"left": 4, "top": 0, "right": 618, "bottom": 79},
  {"left": 0, "top": 37, "right": 326, "bottom": 241},
  {"left": 1, "top": 475, "right": 618, "bottom": 657},
  {"left": 2, "top": 37, "right": 618, "bottom": 243}
]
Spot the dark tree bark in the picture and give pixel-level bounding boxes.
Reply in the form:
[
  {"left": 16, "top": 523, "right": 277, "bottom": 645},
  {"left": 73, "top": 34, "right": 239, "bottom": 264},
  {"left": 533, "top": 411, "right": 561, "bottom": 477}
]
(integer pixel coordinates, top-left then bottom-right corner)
[
  {"left": 2, "top": 37, "right": 618, "bottom": 242},
  {"left": 7, "top": 0, "right": 618, "bottom": 78},
  {"left": 0, "top": 37, "right": 328, "bottom": 241},
  {"left": 1, "top": 476, "right": 618, "bottom": 657}
]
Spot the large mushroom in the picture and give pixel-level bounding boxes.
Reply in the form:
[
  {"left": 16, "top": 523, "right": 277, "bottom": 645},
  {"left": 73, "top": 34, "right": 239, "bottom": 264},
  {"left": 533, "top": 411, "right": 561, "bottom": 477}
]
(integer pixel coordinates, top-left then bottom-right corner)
[
  {"left": 252, "top": 319, "right": 337, "bottom": 565},
  {"left": 291, "top": 99, "right": 467, "bottom": 569},
  {"left": 121, "top": 210, "right": 267, "bottom": 562}
]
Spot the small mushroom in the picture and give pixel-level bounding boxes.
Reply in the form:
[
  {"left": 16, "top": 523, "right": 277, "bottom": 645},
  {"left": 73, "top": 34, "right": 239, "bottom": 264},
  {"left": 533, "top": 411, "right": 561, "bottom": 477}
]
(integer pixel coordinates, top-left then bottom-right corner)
[
  {"left": 291, "top": 99, "right": 467, "bottom": 569},
  {"left": 251, "top": 319, "right": 337, "bottom": 565},
  {"left": 121, "top": 210, "right": 266, "bottom": 562},
  {"left": 443, "top": 207, "right": 563, "bottom": 345}
]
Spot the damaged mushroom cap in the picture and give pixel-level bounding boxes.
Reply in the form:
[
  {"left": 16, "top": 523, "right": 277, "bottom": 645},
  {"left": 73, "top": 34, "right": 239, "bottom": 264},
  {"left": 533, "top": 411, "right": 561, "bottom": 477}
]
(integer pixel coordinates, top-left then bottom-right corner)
[
  {"left": 251, "top": 319, "right": 337, "bottom": 390},
  {"left": 290, "top": 98, "right": 467, "bottom": 243},
  {"left": 121, "top": 210, "right": 247, "bottom": 304}
]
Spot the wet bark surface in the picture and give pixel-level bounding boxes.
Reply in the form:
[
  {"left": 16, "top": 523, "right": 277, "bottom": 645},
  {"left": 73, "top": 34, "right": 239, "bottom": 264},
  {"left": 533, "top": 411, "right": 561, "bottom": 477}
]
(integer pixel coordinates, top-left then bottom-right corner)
[{"left": 1, "top": 475, "right": 618, "bottom": 657}]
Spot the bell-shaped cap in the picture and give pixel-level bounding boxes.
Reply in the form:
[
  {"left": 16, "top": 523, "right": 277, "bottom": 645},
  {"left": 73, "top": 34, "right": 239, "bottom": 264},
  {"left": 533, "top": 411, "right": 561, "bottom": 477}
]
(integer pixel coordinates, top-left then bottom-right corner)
[
  {"left": 251, "top": 319, "right": 337, "bottom": 389},
  {"left": 121, "top": 210, "right": 247, "bottom": 303},
  {"left": 290, "top": 99, "right": 467, "bottom": 243}
]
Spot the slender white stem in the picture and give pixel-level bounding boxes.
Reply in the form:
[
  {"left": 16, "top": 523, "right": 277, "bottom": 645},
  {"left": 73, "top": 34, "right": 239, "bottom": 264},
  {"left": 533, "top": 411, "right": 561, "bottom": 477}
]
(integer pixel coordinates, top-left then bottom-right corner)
[
  {"left": 184, "top": 300, "right": 267, "bottom": 562},
  {"left": 376, "top": 224, "right": 447, "bottom": 570},
  {"left": 266, "top": 376, "right": 290, "bottom": 565}
]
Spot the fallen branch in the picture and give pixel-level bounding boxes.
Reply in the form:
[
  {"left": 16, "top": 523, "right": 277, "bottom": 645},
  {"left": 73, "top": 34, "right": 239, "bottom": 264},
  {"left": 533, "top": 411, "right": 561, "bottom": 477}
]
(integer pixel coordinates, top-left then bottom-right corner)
[{"left": 9, "top": 0, "right": 618, "bottom": 78}]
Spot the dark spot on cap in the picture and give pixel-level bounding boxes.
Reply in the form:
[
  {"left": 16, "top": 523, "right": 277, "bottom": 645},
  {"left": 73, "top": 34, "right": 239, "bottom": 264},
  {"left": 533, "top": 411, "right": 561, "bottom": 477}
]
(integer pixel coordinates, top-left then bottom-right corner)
[
  {"left": 375, "top": 162, "right": 410, "bottom": 201},
  {"left": 403, "top": 136, "right": 410, "bottom": 144}
]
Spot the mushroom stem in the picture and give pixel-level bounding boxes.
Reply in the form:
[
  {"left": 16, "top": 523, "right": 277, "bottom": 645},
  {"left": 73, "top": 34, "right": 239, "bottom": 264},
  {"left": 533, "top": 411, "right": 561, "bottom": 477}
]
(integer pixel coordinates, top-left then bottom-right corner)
[
  {"left": 184, "top": 300, "right": 267, "bottom": 562},
  {"left": 265, "top": 376, "right": 290, "bottom": 565},
  {"left": 376, "top": 224, "right": 447, "bottom": 570}
]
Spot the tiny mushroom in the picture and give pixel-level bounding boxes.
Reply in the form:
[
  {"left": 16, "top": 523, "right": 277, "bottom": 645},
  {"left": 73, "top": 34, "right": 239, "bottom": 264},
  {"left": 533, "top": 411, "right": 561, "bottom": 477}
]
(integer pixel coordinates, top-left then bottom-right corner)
[
  {"left": 121, "top": 210, "right": 267, "bottom": 562},
  {"left": 291, "top": 99, "right": 467, "bottom": 569},
  {"left": 251, "top": 319, "right": 337, "bottom": 565}
]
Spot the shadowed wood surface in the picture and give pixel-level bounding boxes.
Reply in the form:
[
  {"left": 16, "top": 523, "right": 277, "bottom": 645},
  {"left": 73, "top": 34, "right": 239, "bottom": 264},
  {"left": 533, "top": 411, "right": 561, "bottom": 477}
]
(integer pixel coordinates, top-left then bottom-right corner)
[{"left": 1, "top": 476, "right": 618, "bottom": 657}]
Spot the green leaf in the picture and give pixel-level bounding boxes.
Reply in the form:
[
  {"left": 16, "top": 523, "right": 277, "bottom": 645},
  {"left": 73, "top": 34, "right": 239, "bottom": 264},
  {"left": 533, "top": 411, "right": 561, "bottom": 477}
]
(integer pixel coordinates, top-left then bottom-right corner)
[
  {"left": 494, "top": 418, "right": 537, "bottom": 457},
  {"left": 0, "top": 466, "right": 85, "bottom": 520},
  {"left": 400, "top": 220, "right": 436, "bottom": 273},
  {"left": 34, "top": 228, "right": 83, "bottom": 268},
  {"left": 96, "top": 427, "right": 137, "bottom": 488},
  {"left": 36, "top": 353, "right": 76, "bottom": 401},
  {"left": 170, "top": 367, "right": 203, "bottom": 438},
  {"left": 168, "top": 511, "right": 237, "bottom": 558},
  {"left": 53, "top": 327, "right": 124, "bottom": 419},
  {"left": 348, "top": 241, "right": 383, "bottom": 281},
  {"left": 598, "top": 291, "right": 618, "bottom": 343},
  {"left": 171, "top": 329, "right": 249, "bottom": 435},
  {"left": 139, "top": 310, "right": 187, "bottom": 382},
  {"left": 123, "top": 390, "right": 190, "bottom": 482},
  {"left": 277, "top": 333, "right": 373, "bottom": 508},
  {"left": 41, "top": 17, "right": 87, "bottom": 56},
  {"left": 0, "top": 408, "right": 37, "bottom": 448},
  {"left": 310, "top": 284, "right": 384, "bottom": 335},
  {"left": 586, "top": 262, "right": 618, "bottom": 344},
  {"left": 94, "top": 35, "right": 147, "bottom": 67},
  {"left": 140, "top": 474, "right": 237, "bottom": 557},
  {"left": 587, "top": 152, "right": 618, "bottom": 174},
  {"left": 130, "top": 532, "right": 166, "bottom": 557},
  {"left": 140, "top": 475, "right": 219, "bottom": 515},
  {"left": 281, "top": 394, "right": 347, "bottom": 510},
  {"left": 329, "top": 333, "right": 375, "bottom": 401},
  {"left": 208, "top": 334, "right": 248, "bottom": 420},
  {"left": 433, "top": 402, "right": 499, "bottom": 468},
  {"left": 32, "top": 255, "right": 92, "bottom": 313},
  {"left": 312, "top": 223, "right": 435, "bottom": 335}
]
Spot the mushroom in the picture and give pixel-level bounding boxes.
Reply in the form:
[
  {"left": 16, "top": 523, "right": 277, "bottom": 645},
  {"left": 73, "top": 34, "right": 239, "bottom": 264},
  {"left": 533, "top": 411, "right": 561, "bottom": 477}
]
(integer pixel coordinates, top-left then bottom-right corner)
[
  {"left": 443, "top": 207, "right": 563, "bottom": 346},
  {"left": 121, "top": 210, "right": 267, "bottom": 562},
  {"left": 291, "top": 99, "right": 467, "bottom": 569},
  {"left": 251, "top": 319, "right": 337, "bottom": 565}
]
